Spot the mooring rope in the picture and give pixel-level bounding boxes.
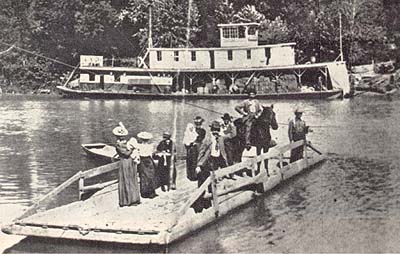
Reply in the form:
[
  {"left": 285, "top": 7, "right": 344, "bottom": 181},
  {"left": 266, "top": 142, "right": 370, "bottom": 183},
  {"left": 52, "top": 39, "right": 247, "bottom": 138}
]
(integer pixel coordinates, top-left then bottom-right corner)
[
  {"left": 0, "top": 44, "right": 15, "bottom": 56},
  {"left": 0, "top": 41, "right": 76, "bottom": 69}
]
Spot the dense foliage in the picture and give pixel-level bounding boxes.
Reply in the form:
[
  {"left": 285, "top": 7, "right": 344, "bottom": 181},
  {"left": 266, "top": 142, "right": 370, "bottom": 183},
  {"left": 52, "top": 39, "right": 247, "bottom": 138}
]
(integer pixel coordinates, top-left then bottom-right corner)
[{"left": 0, "top": 0, "right": 399, "bottom": 92}]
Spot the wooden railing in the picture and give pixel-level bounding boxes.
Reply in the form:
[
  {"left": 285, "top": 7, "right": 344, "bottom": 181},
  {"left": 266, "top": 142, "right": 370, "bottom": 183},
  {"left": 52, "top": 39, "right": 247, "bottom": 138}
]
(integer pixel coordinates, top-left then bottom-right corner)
[
  {"left": 16, "top": 162, "right": 120, "bottom": 221},
  {"left": 78, "top": 162, "right": 120, "bottom": 200},
  {"left": 168, "top": 139, "right": 321, "bottom": 231},
  {"left": 15, "top": 140, "right": 322, "bottom": 224}
]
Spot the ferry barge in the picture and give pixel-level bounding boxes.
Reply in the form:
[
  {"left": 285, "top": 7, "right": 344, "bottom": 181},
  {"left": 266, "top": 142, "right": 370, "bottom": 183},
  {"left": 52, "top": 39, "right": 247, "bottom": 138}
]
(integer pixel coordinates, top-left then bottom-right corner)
[
  {"left": 2, "top": 140, "right": 326, "bottom": 245},
  {"left": 57, "top": 23, "right": 350, "bottom": 100}
]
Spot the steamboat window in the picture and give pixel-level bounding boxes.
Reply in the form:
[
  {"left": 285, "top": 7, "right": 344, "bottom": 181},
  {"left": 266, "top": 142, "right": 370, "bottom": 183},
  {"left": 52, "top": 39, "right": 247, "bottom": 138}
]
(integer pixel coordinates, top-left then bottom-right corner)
[
  {"left": 89, "top": 73, "right": 95, "bottom": 81},
  {"left": 248, "top": 26, "right": 257, "bottom": 35},
  {"left": 239, "top": 26, "right": 246, "bottom": 38},
  {"left": 247, "top": 50, "right": 251, "bottom": 59},
  {"left": 222, "top": 27, "right": 239, "bottom": 39},
  {"left": 228, "top": 50, "right": 233, "bottom": 61},
  {"left": 157, "top": 51, "right": 162, "bottom": 61},
  {"left": 174, "top": 51, "right": 179, "bottom": 62},
  {"left": 191, "top": 51, "right": 196, "bottom": 61}
]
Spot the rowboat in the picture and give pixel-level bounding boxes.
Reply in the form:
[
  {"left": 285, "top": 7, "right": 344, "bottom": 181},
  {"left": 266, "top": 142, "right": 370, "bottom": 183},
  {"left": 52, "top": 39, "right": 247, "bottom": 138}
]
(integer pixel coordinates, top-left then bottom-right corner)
[
  {"left": 81, "top": 143, "right": 117, "bottom": 162},
  {"left": 2, "top": 140, "right": 326, "bottom": 245}
]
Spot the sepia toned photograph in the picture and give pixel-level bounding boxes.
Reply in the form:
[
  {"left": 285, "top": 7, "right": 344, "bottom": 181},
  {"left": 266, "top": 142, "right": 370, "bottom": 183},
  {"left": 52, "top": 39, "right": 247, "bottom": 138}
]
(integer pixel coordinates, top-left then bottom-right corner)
[{"left": 0, "top": 0, "right": 399, "bottom": 253}]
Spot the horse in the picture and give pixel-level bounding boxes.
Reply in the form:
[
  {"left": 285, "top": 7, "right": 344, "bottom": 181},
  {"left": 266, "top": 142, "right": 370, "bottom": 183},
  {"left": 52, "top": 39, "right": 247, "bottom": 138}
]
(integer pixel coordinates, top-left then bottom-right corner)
[{"left": 233, "top": 106, "right": 278, "bottom": 175}]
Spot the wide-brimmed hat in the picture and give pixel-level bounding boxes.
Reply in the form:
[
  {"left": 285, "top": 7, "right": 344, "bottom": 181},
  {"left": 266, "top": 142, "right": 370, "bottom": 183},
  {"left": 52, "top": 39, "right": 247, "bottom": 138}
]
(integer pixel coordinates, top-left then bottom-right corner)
[
  {"left": 163, "top": 131, "right": 171, "bottom": 138},
  {"left": 294, "top": 107, "right": 304, "bottom": 114},
  {"left": 221, "top": 113, "right": 233, "bottom": 121},
  {"left": 209, "top": 121, "right": 221, "bottom": 131},
  {"left": 137, "top": 131, "right": 153, "bottom": 140},
  {"left": 112, "top": 126, "right": 128, "bottom": 137},
  {"left": 194, "top": 116, "right": 205, "bottom": 124}
]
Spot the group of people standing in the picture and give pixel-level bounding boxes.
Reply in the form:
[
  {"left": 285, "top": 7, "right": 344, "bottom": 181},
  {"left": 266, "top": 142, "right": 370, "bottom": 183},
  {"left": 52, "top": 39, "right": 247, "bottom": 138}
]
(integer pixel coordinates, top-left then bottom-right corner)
[
  {"left": 113, "top": 89, "right": 310, "bottom": 210},
  {"left": 113, "top": 123, "right": 176, "bottom": 207}
]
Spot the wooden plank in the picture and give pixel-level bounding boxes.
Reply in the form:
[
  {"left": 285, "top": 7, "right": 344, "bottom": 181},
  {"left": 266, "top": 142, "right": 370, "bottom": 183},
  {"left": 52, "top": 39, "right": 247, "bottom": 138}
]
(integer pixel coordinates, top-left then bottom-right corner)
[
  {"left": 168, "top": 177, "right": 212, "bottom": 231},
  {"left": 16, "top": 171, "right": 83, "bottom": 220},
  {"left": 277, "top": 140, "right": 304, "bottom": 154},
  {"left": 4, "top": 224, "right": 165, "bottom": 245},
  {"left": 81, "top": 161, "right": 119, "bottom": 179},
  {"left": 82, "top": 180, "right": 118, "bottom": 192},
  {"left": 215, "top": 160, "right": 252, "bottom": 178},
  {"left": 78, "top": 177, "right": 84, "bottom": 200},
  {"left": 307, "top": 142, "right": 323, "bottom": 155}
]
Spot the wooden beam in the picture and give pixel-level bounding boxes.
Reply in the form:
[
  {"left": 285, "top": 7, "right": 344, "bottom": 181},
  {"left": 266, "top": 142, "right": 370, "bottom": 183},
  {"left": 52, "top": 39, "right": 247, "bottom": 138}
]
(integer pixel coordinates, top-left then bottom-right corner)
[
  {"left": 81, "top": 179, "right": 118, "bottom": 192},
  {"left": 168, "top": 177, "right": 212, "bottom": 231},
  {"left": 81, "top": 162, "right": 119, "bottom": 179},
  {"left": 16, "top": 171, "right": 83, "bottom": 221},
  {"left": 244, "top": 71, "right": 257, "bottom": 89},
  {"left": 276, "top": 140, "right": 304, "bottom": 154}
]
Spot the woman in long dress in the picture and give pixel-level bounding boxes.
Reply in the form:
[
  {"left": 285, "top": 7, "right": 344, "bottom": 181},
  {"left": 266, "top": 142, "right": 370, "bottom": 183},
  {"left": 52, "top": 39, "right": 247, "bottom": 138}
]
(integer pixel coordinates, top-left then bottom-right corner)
[
  {"left": 183, "top": 123, "right": 198, "bottom": 181},
  {"left": 136, "top": 131, "right": 158, "bottom": 199},
  {"left": 113, "top": 124, "right": 140, "bottom": 207}
]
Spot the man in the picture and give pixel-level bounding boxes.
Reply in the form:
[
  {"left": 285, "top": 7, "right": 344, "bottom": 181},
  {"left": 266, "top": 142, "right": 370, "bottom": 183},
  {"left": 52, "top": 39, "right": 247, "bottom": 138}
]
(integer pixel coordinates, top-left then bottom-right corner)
[
  {"left": 156, "top": 131, "right": 176, "bottom": 191},
  {"left": 235, "top": 88, "right": 263, "bottom": 149},
  {"left": 192, "top": 121, "right": 227, "bottom": 213},
  {"left": 193, "top": 116, "right": 206, "bottom": 144},
  {"left": 288, "top": 107, "right": 309, "bottom": 162},
  {"left": 220, "top": 113, "right": 237, "bottom": 166}
]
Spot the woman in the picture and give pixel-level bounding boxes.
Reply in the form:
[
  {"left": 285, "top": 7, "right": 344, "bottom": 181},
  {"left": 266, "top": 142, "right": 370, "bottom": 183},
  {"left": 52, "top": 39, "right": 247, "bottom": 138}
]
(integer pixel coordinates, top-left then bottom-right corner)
[
  {"left": 183, "top": 123, "right": 198, "bottom": 181},
  {"left": 136, "top": 131, "right": 158, "bottom": 199},
  {"left": 113, "top": 124, "right": 140, "bottom": 207}
]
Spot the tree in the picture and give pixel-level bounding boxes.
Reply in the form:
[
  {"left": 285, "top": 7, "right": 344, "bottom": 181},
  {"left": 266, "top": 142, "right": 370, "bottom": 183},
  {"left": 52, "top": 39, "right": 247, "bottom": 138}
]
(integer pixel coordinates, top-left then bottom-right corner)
[{"left": 118, "top": 0, "right": 200, "bottom": 49}]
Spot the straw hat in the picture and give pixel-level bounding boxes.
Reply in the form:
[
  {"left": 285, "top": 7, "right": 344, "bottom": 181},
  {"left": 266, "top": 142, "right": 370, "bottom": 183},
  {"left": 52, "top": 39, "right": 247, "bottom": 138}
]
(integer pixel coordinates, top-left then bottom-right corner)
[
  {"left": 112, "top": 126, "right": 128, "bottom": 137},
  {"left": 137, "top": 131, "right": 153, "bottom": 140},
  {"left": 294, "top": 107, "right": 304, "bottom": 114},
  {"left": 163, "top": 131, "right": 171, "bottom": 138}
]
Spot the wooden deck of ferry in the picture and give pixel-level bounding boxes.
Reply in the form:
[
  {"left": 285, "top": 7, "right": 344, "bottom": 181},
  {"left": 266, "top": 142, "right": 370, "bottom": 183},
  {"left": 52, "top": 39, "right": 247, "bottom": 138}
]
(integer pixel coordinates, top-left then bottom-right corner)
[{"left": 2, "top": 140, "right": 326, "bottom": 245}]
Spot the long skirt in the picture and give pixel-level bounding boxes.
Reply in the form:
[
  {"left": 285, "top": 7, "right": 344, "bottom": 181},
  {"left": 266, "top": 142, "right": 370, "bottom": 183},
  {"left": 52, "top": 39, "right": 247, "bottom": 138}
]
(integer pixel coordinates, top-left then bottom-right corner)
[
  {"left": 186, "top": 144, "right": 198, "bottom": 181},
  {"left": 118, "top": 157, "right": 140, "bottom": 207},
  {"left": 157, "top": 156, "right": 171, "bottom": 189},
  {"left": 138, "top": 156, "right": 157, "bottom": 198}
]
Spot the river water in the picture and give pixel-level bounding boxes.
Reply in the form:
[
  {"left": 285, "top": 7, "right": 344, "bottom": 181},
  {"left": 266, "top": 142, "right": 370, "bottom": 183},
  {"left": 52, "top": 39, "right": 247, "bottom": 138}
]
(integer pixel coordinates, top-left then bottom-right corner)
[{"left": 1, "top": 94, "right": 400, "bottom": 253}]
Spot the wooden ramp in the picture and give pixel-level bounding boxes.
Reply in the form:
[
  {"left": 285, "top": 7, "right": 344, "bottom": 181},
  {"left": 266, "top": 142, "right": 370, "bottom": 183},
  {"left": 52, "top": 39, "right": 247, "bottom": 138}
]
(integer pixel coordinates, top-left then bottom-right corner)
[{"left": 2, "top": 141, "right": 326, "bottom": 245}]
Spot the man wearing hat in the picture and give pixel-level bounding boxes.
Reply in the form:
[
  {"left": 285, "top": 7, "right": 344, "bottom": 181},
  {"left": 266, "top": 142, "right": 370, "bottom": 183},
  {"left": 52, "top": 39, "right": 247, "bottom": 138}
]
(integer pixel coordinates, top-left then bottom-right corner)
[
  {"left": 193, "top": 116, "right": 206, "bottom": 144},
  {"left": 235, "top": 88, "right": 263, "bottom": 149},
  {"left": 220, "top": 113, "right": 237, "bottom": 166},
  {"left": 192, "top": 121, "right": 228, "bottom": 213},
  {"left": 155, "top": 131, "right": 176, "bottom": 191},
  {"left": 288, "top": 107, "right": 309, "bottom": 163}
]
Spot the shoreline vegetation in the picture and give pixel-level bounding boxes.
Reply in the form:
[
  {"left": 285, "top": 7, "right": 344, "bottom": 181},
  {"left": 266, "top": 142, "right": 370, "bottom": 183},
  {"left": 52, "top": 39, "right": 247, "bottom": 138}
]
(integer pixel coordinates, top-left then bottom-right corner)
[{"left": 0, "top": 0, "right": 400, "bottom": 94}]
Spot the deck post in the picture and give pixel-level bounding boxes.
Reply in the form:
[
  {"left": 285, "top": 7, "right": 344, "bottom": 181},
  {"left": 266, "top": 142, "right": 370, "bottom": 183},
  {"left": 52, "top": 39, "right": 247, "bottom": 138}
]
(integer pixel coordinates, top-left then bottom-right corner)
[
  {"left": 319, "top": 67, "right": 328, "bottom": 90},
  {"left": 303, "top": 140, "right": 309, "bottom": 167},
  {"left": 278, "top": 152, "right": 284, "bottom": 179},
  {"left": 294, "top": 69, "right": 306, "bottom": 88},
  {"left": 252, "top": 159, "right": 257, "bottom": 177},
  {"left": 79, "top": 177, "right": 84, "bottom": 200},
  {"left": 210, "top": 170, "right": 219, "bottom": 217}
]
